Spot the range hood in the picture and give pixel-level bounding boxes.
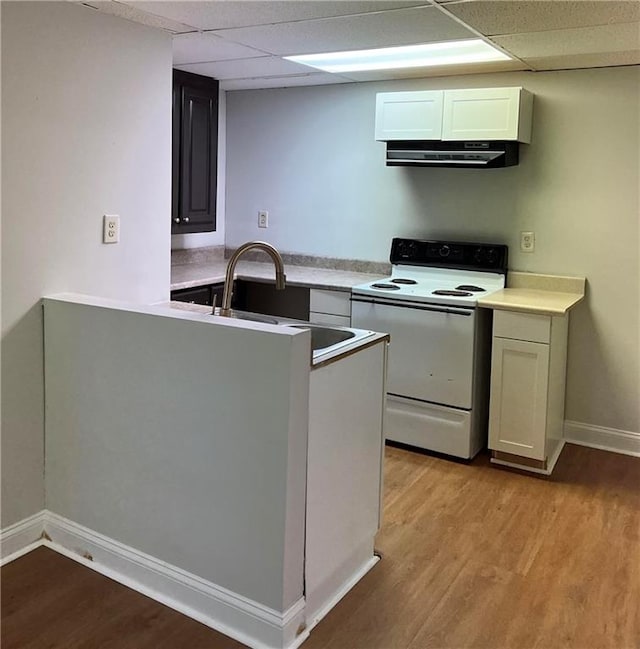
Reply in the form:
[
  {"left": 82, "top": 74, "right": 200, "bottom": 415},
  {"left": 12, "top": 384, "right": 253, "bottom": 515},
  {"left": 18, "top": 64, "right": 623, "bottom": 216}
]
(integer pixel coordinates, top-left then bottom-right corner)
[{"left": 385, "top": 140, "right": 520, "bottom": 168}]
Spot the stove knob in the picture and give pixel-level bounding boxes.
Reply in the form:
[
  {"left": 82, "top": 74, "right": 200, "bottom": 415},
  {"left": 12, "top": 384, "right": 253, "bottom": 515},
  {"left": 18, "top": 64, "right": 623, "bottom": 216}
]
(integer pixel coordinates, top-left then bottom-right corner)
[
  {"left": 485, "top": 248, "right": 497, "bottom": 265},
  {"left": 439, "top": 244, "right": 451, "bottom": 258},
  {"left": 396, "top": 240, "right": 417, "bottom": 259}
]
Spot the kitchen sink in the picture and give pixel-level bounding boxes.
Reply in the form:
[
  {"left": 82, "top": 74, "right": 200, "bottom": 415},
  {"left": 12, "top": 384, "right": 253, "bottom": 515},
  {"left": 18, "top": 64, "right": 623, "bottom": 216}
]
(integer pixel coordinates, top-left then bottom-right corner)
[
  {"left": 212, "top": 308, "right": 377, "bottom": 359},
  {"left": 287, "top": 323, "right": 377, "bottom": 359},
  {"left": 288, "top": 324, "right": 356, "bottom": 351}
]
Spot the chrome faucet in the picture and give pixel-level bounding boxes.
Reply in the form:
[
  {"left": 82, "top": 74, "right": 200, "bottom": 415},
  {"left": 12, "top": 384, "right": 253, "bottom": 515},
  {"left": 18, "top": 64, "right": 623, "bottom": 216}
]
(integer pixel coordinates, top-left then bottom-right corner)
[{"left": 219, "top": 241, "right": 286, "bottom": 316}]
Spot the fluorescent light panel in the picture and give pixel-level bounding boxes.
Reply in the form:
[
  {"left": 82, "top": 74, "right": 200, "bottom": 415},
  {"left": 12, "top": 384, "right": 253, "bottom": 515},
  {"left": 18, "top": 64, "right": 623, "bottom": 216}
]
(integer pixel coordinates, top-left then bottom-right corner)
[{"left": 285, "top": 39, "right": 511, "bottom": 73}]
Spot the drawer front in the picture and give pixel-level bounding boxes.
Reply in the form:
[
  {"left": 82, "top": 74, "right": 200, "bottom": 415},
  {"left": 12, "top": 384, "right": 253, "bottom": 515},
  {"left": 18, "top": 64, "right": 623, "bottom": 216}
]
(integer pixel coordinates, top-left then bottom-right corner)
[
  {"left": 309, "top": 312, "right": 351, "bottom": 327},
  {"left": 309, "top": 289, "right": 351, "bottom": 317},
  {"left": 493, "top": 310, "right": 550, "bottom": 343}
]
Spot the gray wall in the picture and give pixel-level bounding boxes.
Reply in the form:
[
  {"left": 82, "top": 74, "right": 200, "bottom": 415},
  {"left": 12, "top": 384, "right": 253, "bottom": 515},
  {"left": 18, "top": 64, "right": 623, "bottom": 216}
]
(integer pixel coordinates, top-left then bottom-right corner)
[
  {"left": 225, "top": 67, "right": 640, "bottom": 436},
  {"left": 1, "top": 2, "right": 172, "bottom": 527},
  {"left": 44, "top": 297, "right": 308, "bottom": 612}
]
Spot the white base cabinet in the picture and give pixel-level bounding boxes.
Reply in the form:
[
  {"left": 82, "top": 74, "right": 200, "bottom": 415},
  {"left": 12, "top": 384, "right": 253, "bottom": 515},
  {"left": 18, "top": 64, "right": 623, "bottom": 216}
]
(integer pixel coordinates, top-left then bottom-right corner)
[
  {"left": 488, "top": 310, "right": 568, "bottom": 474},
  {"left": 305, "top": 340, "right": 387, "bottom": 628}
]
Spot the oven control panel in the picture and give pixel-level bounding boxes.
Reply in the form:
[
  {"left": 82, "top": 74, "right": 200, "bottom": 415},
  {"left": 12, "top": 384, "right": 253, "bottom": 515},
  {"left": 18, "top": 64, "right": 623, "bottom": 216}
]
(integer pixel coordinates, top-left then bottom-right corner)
[{"left": 391, "top": 238, "right": 508, "bottom": 273}]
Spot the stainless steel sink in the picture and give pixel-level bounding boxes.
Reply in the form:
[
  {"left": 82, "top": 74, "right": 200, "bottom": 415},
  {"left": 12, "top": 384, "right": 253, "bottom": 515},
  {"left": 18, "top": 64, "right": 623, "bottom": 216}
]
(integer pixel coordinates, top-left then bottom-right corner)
[
  {"left": 287, "top": 323, "right": 377, "bottom": 360},
  {"left": 288, "top": 324, "right": 356, "bottom": 352},
  {"left": 212, "top": 308, "right": 377, "bottom": 360}
]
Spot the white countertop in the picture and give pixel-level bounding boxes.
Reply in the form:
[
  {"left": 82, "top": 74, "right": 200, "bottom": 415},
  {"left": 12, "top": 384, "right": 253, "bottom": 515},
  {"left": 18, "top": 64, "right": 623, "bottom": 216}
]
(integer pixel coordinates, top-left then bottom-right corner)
[
  {"left": 171, "top": 260, "right": 383, "bottom": 292},
  {"left": 478, "top": 271, "right": 586, "bottom": 316}
]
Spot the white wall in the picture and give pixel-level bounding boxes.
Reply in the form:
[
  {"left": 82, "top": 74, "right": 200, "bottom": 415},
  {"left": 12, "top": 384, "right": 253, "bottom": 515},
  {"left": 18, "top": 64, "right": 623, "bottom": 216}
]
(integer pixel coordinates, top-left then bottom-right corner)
[
  {"left": 225, "top": 67, "right": 640, "bottom": 436},
  {"left": 1, "top": 2, "right": 172, "bottom": 527}
]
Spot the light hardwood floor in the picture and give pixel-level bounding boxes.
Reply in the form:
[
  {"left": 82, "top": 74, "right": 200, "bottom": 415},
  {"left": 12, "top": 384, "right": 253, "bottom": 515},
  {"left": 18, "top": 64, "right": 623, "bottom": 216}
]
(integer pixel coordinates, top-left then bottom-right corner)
[{"left": 2, "top": 443, "right": 639, "bottom": 649}]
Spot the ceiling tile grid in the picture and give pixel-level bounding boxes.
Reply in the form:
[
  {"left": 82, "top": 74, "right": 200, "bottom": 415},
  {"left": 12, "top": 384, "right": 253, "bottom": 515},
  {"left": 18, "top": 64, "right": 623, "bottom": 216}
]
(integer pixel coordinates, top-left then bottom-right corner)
[{"left": 78, "top": 0, "right": 640, "bottom": 88}]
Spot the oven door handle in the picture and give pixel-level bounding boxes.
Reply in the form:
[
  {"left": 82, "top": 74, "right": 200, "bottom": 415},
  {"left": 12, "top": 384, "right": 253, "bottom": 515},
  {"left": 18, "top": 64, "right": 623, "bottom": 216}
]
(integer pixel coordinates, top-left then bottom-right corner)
[{"left": 350, "top": 296, "right": 473, "bottom": 316}]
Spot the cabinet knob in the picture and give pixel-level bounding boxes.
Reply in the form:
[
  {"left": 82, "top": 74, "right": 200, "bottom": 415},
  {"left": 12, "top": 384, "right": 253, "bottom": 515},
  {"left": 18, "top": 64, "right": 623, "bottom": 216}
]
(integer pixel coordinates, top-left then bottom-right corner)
[
  {"left": 173, "top": 217, "right": 180, "bottom": 224},
  {"left": 182, "top": 217, "right": 190, "bottom": 223}
]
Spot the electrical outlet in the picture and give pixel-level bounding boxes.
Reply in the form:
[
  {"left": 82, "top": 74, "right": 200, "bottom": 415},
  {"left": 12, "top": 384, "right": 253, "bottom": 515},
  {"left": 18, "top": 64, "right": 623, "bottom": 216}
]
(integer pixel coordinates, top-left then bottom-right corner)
[
  {"left": 258, "top": 210, "right": 269, "bottom": 228},
  {"left": 520, "top": 231, "right": 535, "bottom": 253},
  {"left": 103, "top": 214, "right": 120, "bottom": 243}
]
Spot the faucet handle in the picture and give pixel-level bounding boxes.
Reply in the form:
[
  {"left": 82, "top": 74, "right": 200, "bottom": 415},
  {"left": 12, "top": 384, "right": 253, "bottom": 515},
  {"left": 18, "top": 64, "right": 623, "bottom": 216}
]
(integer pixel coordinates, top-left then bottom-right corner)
[{"left": 211, "top": 293, "right": 217, "bottom": 315}]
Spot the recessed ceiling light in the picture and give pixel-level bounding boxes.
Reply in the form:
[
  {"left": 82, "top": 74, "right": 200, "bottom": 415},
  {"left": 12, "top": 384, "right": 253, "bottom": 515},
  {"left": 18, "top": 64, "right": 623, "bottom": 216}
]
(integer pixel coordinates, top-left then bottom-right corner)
[{"left": 284, "top": 39, "right": 511, "bottom": 73}]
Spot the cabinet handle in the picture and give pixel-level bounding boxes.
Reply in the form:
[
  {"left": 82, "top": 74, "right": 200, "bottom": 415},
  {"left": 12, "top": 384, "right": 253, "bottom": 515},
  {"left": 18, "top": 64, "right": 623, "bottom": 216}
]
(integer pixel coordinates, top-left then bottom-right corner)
[
  {"left": 182, "top": 217, "right": 190, "bottom": 223},
  {"left": 173, "top": 218, "right": 180, "bottom": 224}
]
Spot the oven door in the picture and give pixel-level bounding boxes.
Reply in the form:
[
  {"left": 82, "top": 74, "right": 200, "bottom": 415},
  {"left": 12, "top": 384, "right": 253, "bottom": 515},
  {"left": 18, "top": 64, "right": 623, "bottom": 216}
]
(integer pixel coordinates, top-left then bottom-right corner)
[{"left": 351, "top": 296, "right": 476, "bottom": 409}]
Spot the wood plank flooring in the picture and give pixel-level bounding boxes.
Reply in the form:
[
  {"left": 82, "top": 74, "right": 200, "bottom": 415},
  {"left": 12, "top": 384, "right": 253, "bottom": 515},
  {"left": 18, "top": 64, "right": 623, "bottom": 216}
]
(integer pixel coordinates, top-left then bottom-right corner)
[{"left": 2, "top": 443, "right": 639, "bottom": 649}]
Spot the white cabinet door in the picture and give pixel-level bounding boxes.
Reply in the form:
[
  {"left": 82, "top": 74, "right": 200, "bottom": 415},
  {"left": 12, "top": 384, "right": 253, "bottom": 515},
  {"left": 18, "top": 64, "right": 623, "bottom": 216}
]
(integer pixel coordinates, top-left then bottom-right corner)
[
  {"left": 442, "top": 87, "right": 530, "bottom": 142},
  {"left": 375, "top": 91, "right": 443, "bottom": 141},
  {"left": 488, "top": 337, "right": 549, "bottom": 460}
]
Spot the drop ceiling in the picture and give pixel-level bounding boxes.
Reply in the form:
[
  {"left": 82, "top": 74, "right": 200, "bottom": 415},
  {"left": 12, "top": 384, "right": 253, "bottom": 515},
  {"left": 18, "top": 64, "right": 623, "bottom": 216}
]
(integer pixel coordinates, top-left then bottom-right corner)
[{"left": 80, "top": 1, "right": 640, "bottom": 89}]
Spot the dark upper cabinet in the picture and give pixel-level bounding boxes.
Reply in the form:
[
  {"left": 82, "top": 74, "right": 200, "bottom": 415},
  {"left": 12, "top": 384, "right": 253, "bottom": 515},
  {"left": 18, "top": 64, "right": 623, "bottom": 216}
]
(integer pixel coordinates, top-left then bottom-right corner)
[{"left": 172, "top": 70, "right": 219, "bottom": 234}]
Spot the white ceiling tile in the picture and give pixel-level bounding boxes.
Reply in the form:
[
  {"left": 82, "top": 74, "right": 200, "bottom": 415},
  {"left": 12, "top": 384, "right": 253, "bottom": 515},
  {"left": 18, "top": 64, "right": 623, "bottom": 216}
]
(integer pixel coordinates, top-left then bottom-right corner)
[
  {"left": 212, "top": 6, "right": 476, "bottom": 56},
  {"left": 341, "top": 58, "right": 529, "bottom": 81},
  {"left": 521, "top": 50, "right": 640, "bottom": 72},
  {"left": 175, "top": 56, "right": 314, "bottom": 80},
  {"left": 221, "top": 74, "right": 354, "bottom": 91},
  {"left": 173, "top": 32, "right": 267, "bottom": 64},
  {"left": 493, "top": 23, "right": 640, "bottom": 59},
  {"left": 81, "top": 0, "right": 197, "bottom": 33},
  {"left": 443, "top": 0, "right": 640, "bottom": 36},
  {"left": 126, "top": 1, "right": 429, "bottom": 30}
]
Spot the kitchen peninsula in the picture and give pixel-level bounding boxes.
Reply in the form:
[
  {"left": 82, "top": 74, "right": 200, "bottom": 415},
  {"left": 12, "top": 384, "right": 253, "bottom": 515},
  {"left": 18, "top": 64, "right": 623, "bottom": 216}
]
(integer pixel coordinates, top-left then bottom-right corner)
[{"left": 42, "top": 292, "right": 388, "bottom": 649}]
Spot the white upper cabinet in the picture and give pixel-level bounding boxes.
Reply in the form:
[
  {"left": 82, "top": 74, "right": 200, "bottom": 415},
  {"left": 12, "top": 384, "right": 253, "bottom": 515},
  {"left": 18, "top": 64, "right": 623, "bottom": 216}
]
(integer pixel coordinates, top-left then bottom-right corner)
[
  {"left": 375, "top": 87, "right": 533, "bottom": 143},
  {"left": 442, "top": 87, "right": 533, "bottom": 143},
  {"left": 375, "top": 91, "right": 444, "bottom": 141}
]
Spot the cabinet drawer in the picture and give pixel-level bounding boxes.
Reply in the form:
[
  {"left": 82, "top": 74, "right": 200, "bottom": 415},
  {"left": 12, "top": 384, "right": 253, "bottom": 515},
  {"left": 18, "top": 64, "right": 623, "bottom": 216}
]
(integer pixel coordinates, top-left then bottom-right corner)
[
  {"left": 309, "top": 289, "right": 351, "bottom": 317},
  {"left": 493, "top": 310, "right": 550, "bottom": 343},
  {"left": 310, "top": 312, "right": 351, "bottom": 327}
]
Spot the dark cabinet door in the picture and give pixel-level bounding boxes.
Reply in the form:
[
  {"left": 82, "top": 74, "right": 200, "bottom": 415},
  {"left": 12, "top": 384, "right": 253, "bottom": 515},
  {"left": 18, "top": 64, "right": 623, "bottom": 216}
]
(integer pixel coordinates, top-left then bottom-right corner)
[{"left": 172, "top": 70, "right": 219, "bottom": 234}]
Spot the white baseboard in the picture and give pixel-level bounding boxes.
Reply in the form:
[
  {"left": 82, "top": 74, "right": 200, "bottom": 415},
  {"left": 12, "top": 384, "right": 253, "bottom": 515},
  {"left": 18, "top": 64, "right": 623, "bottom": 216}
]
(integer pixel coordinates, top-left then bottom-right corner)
[
  {"left": 1, "top": 510, "right": 306, "bottom": 649},
  {"left": 306, "top": 553, "right": 379, "bottom": 633},
  {"left": 42, "top": 512, "right": 306, "bottom": 649},
  {"left": 564, "top": 420, "right": 640, "bottom": 458},
  {"left": 0, "top": 510, "right": 46, "bottom": 566}
]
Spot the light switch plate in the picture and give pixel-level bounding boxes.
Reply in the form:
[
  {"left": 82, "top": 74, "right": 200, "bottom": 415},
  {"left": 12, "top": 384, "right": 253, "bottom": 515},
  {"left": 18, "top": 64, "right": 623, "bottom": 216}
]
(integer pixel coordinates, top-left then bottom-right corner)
[
  {"left": 103, "top": 214, "right": 120, "bottom": 244},
  {"left": 258, "top": 210, "right": 269, "bottom": 228}
]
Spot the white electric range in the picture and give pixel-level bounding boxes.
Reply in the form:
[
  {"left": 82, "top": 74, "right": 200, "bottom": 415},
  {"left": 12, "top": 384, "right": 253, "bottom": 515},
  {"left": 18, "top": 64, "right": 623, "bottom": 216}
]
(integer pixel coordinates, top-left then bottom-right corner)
[{"left": 351, "top": 238, "right": 508, "bottom": 459}]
